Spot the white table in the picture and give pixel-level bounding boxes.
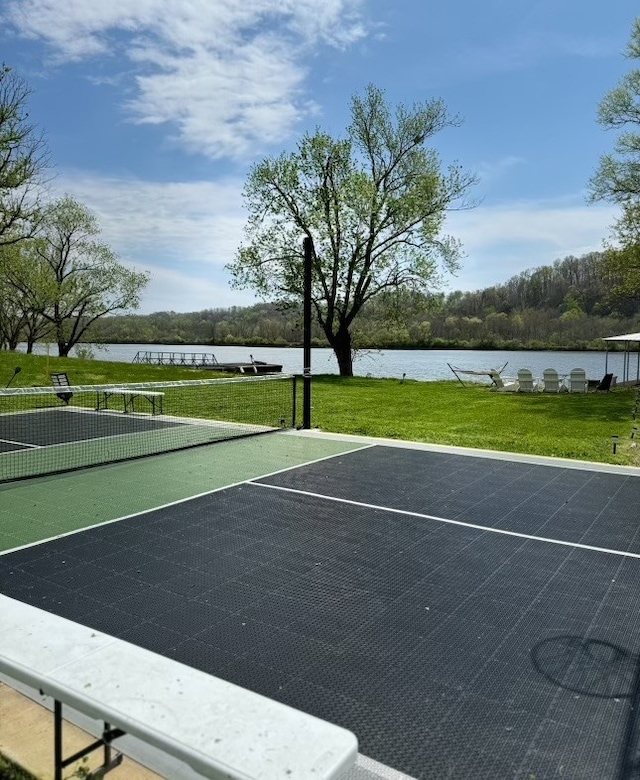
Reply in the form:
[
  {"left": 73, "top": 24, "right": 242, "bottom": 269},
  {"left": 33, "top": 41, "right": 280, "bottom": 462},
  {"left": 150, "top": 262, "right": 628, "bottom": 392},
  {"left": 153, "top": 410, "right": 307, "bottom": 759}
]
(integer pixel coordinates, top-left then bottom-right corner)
[{"left": 0, "top": 595, "right": 358, "bottom": 780}]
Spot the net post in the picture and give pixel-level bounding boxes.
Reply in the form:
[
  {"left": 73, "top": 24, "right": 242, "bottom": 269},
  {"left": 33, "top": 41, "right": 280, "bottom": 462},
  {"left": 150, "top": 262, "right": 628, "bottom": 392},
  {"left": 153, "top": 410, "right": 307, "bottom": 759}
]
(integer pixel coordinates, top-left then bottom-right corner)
[
  {"left": 302, "top": 236, "right": 313, "bottom": 430},
  {"left": 292, "top": 375, "right": 298, "bottom": 427}
]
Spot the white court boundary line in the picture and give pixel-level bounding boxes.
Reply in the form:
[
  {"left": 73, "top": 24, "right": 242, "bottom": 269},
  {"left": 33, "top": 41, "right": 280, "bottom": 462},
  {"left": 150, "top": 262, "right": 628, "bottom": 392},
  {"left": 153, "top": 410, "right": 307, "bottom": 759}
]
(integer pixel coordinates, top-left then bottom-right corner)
[
  {"left": 0, "top": 437, "right": 41, "bottom": 449},
  {"left": 288, "top": 428, "right": 640, "bottom": 477},
  {"left": 4, "top": 425, "right": 637, "bottom": 562},
  {"left": 250, "top": 481, "right": 640, "bottom": 560},
  {"left": 0, "top": 443, "right": 374, "bottom": 557},
  {"left": 0, "top": 407, "right": 185, "bottom": 459}
]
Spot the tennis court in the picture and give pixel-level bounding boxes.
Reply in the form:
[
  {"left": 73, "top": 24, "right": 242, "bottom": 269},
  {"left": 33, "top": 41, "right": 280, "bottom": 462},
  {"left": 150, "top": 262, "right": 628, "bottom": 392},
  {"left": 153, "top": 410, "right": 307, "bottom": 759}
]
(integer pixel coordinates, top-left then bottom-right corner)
[
  {"left": 0, "top": 375, "right": 296, "bottom": 482},
  {"left": 2, "top": 434, "right": 640, "bottom": 779},
  {"left": 0, "top": 407, "right": 184, "bottom": 452}
]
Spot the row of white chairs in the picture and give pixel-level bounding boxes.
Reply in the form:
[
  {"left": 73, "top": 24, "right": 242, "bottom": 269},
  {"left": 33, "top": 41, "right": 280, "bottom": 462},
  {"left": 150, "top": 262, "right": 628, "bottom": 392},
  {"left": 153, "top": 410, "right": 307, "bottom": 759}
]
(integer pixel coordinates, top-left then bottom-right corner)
[{"left": 517, "top": 368, "right": 589, "bottom": 393}]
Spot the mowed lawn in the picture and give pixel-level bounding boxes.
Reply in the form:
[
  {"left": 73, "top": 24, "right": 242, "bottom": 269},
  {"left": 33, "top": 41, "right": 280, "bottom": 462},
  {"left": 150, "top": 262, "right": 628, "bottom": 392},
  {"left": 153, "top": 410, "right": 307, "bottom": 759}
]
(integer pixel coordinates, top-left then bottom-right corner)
[
  {"left": 0, "top": 351, "right": 638, "bottom": 466},
  {"left": 310, "top": 375, "right": 640, "bottom": 466}
]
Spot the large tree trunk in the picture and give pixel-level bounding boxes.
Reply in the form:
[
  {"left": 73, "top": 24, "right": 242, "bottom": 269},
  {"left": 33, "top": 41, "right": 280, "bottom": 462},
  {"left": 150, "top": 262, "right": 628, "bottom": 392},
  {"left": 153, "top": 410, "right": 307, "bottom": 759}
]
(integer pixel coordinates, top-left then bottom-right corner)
[
  {"left": 56, "top": 329, "right": 70, "bottom": 356},
  {"left": 55, "top": 317, "right": 71, "bottom": 356},
  {"left": 328, "top": 326, "right": 353, "bottom": 376}
]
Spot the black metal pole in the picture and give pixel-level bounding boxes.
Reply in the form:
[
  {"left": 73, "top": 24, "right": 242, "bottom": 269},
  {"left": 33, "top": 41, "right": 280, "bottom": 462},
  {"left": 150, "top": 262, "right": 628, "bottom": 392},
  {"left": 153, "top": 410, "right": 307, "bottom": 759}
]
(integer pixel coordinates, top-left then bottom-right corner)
[
  {"left": 54, "top": 700, "right": 63, "bottom": 780},
  {"left": 292, "top": 375, "right": 298, "bottom": 427},
  {"left": 302, "top": 236, "right": 313, "bottom": 429},
  {"left": 6, "top": 366, "right": 21, "bottom": 388},
  {"left": 104, "top": 722, "right": 112, "bottom": 766}
]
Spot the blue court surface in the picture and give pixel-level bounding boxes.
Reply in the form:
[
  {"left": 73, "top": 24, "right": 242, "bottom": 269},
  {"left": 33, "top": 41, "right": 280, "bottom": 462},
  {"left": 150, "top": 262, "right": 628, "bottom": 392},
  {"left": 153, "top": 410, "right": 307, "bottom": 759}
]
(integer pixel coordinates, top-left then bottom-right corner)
[{"left": 2, "top": 439, "right": 640, "bottom": 779}]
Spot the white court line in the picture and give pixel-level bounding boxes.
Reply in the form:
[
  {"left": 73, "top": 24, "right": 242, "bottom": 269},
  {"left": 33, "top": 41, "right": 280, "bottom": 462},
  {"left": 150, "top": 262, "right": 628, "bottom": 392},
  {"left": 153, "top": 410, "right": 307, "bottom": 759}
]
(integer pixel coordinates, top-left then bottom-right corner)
[
  {"left": 1, "top": 418, "right": 185, "bottom": 457},
  {"left": 289, "top": 428, "right": 640, "bottom": 477},
  {"left": 250, "top": 481, "right": 640, "bottom": 560},
  {"left": 0, "top": 438, "right": 41, "bottom": 449},
  {"left": 0, "top": 443, "right": 373, "bottom": 556}
]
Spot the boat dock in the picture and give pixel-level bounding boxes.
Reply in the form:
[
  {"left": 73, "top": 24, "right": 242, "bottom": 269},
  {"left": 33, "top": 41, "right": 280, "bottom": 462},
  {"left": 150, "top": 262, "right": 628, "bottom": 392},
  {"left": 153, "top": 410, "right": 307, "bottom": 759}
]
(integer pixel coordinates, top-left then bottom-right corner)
[{"left": 132, "top": 351, "right": 283, "bottom": 374}]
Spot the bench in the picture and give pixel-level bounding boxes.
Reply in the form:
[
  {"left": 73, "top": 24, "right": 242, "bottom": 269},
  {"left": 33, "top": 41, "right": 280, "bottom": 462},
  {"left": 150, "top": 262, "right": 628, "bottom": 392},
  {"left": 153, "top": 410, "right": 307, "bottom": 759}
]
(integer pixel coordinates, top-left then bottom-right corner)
[
  {"left": 0, "top": 595, "right": 358, "bottom": 780},
  {"left": 51, "top": 373, "right": 73, "bottom": 405},
  {"left": 96, "top": 389, "right": 165, "bottom": 415}
]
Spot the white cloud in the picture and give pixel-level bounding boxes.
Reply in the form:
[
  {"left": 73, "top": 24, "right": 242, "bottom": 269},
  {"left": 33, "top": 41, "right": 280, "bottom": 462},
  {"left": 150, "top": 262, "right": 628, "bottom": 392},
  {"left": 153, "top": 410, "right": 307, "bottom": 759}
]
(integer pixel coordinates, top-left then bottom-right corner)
[
  {"left": 52, "top": 172, "right": 620, "bottom": 310},
  {"left": 4, "top": 0, "right": 368, "bottom": 159},
  {"left": 128, "top": 37, "right": 304, "bottom": 159},
  {"left": 445, "top": 199, "right": 619, "bottom": 291},
  {"left": 474, "top": 156, "right": 526, "bottom": 186},
  {"left": 135, "top": 263, "right": 258, "bottom": 313},
  {"left": 57, "top": 170, "right": 247, "bottom": 267},
  {"left": 54, "top": 170, "right": 255, "bottom": 312}
]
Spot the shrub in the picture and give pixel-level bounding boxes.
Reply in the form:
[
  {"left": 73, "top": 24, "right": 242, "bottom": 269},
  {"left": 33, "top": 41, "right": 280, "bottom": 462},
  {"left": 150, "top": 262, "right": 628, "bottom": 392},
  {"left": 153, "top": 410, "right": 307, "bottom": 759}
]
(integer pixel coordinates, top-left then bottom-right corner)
[{"left": 0, "top": 754, "right": 38, "bottom": 780}]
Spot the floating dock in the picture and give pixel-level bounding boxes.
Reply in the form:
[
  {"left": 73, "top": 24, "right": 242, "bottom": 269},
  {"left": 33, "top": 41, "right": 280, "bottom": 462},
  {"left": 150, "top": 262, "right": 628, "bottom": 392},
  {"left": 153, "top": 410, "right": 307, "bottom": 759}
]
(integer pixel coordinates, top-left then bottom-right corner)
[{"left": 132, "top": 351, "right": 283, "bottom": 374}]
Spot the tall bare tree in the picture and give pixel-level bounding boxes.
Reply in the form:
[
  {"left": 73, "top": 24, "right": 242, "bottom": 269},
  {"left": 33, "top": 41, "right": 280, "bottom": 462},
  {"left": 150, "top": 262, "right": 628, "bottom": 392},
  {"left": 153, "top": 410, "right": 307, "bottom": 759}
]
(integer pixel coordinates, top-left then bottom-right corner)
[
  {"left": 0, "top": 65, "right": 49, "bottom": 244},
  {"left": 228, "top": 85, "right": 477, "bottom": 375},
  {"left": 590, "top": 18, "right": 640, "bottom": 301}
]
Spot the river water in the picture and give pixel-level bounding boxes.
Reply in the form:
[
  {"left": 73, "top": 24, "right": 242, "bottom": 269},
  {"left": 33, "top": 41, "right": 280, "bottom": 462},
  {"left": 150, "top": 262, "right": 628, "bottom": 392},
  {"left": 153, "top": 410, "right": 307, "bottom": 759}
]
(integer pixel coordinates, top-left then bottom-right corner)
[{"left": 18, "top": 342, "right": 638, "bottom": 383}]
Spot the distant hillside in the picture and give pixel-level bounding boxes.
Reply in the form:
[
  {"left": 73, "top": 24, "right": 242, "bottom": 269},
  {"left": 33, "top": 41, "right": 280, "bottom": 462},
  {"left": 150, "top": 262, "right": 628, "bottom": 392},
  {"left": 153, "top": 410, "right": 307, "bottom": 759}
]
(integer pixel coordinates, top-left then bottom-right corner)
[{"left": 87, "top": 251, "right": 640, "bottom": 351}]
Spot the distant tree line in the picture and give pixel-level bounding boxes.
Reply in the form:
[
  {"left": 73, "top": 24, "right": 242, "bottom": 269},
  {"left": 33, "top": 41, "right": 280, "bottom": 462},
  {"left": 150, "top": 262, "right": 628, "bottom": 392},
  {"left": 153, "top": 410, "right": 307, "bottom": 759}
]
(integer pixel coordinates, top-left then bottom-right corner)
[{"left": 85, "top": 250, "right": 640, "bottom": 352}]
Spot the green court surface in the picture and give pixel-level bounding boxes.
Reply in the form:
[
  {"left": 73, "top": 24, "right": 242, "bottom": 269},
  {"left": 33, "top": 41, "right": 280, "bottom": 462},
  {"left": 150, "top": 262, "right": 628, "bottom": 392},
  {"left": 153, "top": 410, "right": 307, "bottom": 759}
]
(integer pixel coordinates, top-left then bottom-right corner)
[{"left": 0, "top": 434, "right": 361, "bottom": 552}]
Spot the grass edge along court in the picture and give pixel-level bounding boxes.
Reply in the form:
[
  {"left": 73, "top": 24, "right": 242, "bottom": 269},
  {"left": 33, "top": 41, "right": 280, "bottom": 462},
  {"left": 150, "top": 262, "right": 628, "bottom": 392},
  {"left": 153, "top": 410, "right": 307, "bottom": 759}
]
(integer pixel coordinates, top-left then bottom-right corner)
[{"left": 1, "top": 345, "right": 639, "bottom": 467}]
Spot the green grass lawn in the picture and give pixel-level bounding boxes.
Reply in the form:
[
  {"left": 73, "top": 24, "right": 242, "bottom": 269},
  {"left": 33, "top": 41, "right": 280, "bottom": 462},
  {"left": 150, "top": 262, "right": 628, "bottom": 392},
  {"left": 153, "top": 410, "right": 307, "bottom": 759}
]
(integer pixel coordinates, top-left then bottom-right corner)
[
  {"left": 0, "top": 349, "right": 225, "bottom": 387},
  {"left": 310, "top": 375, "right": 640, "bottom": 466},
  {"left": 0, "top": 755, "right": 38, "bottom": 780},
  {"left": 1, "top": 350, "right": 638, "bottom": 466}
]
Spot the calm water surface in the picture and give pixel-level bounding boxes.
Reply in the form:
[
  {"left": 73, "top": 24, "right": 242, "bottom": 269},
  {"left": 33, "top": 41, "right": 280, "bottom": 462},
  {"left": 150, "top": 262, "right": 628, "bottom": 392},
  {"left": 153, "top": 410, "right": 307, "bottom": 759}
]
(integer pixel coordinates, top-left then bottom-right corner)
[{"left": 19, "top": 342, "right": 637, "bottom": 383}]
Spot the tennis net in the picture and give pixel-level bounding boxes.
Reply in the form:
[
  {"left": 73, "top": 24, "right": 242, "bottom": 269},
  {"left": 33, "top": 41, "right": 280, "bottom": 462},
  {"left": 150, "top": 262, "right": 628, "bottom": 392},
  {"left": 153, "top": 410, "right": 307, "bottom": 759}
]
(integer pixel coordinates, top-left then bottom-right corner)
[{"left": 0, "top": 374, "right": 297, "bottom": 483}]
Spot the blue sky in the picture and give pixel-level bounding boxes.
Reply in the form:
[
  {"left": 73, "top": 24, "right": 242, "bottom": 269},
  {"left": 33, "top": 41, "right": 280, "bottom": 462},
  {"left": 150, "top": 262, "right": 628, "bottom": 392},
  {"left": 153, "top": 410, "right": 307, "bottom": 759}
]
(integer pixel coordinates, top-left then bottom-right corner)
[{"left": 1, "top": 0, "right": 637, "bottom": 313}]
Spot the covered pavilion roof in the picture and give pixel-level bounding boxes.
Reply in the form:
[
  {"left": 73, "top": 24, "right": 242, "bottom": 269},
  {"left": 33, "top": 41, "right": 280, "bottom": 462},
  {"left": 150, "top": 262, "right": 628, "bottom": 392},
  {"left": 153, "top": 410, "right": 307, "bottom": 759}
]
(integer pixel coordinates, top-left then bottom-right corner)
[
  {"left": 602, "top": 332, "right": 640, "bottom": 385},
  {"left": 602, "top": 332, "right": 640, "bottom": 342}
]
